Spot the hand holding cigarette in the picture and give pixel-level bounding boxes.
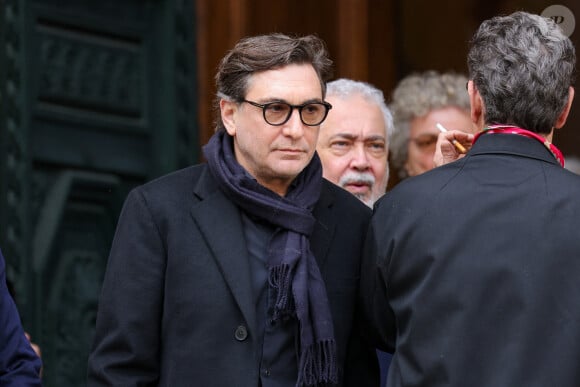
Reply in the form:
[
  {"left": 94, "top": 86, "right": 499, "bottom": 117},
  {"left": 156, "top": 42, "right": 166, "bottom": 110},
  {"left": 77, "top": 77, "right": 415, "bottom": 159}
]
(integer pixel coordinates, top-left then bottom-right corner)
[
  {"left": 436, "top": 123, "right": 467, "bottom": 153},
  {"left": 434, "top": 123, "right": 474, "bottom": 167}
]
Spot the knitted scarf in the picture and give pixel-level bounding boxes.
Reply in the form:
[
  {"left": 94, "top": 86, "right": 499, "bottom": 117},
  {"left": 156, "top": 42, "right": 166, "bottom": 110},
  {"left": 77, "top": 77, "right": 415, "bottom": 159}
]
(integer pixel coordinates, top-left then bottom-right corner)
[{"left": 203, "top": 130, "right": 337, "bottom": 386}]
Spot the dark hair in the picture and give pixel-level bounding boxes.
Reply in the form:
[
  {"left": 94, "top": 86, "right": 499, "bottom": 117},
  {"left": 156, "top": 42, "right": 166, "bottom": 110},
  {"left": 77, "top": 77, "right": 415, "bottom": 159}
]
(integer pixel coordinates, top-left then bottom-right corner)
[
  {"left": 468, "top": 11, "right": 576, "bottom": 134},
  {"left": 214, "top": 33, "right": 333, "bottom": 132}
]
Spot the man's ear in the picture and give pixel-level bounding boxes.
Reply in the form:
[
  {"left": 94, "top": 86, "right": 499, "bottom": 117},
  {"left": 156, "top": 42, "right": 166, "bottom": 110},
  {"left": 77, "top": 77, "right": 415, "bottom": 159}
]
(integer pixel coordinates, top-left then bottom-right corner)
[
  {"left": 220, "top": 99, "right": 238, "bottom": 136},
  {"left": 554, "top": 86, "right": 575, "bottom": 129},
  {"left": 468, "top": 80, "right": 484, "bottom": 129}
]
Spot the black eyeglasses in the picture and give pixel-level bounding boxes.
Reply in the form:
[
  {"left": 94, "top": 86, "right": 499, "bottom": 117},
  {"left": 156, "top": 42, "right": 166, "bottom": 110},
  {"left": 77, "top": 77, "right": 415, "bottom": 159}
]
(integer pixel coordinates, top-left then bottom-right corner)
[{"left": 241, "top": 99, "right": 332, "bottom": 126}]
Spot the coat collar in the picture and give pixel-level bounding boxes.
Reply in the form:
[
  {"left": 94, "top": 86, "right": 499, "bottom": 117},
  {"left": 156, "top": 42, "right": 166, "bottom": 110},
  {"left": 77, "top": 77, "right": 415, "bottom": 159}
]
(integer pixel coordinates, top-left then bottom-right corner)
[{"left": 469, "top": 131, "right": 561, "bottom": 166}]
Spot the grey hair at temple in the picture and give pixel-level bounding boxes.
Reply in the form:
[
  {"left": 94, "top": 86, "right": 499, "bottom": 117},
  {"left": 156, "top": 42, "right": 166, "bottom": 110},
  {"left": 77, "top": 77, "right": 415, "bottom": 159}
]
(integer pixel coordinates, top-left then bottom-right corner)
[{"left": 468, "top": 11, "right": 576, "bottom": 134}]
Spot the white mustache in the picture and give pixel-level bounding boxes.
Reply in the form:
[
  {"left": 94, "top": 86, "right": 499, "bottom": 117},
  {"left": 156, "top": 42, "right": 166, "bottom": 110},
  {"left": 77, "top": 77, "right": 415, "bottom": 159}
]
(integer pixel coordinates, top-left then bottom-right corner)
[{"left": 338, "top": 171, "right": 375, "bottom": 188}]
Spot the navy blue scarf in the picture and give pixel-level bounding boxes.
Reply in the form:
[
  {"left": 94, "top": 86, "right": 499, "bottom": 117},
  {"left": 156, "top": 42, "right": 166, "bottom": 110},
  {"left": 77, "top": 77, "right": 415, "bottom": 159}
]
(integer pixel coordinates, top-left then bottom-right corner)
[{"left": 203, "top": 130, "right": 337, "bottom": 386}]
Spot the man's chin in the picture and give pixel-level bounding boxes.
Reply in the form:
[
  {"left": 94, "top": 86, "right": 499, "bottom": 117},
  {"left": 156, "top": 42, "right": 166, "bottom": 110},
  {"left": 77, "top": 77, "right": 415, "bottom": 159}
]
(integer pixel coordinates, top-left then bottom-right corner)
[{"left": 350, "top": 192, "right": 374, "bottom": 208}]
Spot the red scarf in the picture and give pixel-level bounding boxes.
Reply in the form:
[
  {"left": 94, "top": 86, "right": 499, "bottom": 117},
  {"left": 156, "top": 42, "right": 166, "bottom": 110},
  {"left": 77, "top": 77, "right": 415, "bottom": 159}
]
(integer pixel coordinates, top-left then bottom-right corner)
[{"left": 473, "top": 125, "right": 565, "bottom": 167}]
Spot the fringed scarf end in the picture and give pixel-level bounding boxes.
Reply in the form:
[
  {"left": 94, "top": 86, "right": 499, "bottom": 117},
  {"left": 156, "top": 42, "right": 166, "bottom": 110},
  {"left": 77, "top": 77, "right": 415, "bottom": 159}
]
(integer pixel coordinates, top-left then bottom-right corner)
[
  {"left": 269, "top": 264, "right": 293, "bottom": 320},
  {"left": 297, "top": 339, "right": 338, "bottom": 386}
]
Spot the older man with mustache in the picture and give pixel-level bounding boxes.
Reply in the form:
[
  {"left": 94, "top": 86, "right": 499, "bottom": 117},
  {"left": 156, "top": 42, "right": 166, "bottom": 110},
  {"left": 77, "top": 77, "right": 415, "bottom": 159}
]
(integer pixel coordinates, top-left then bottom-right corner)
[
  {"left": 317, "top": 78, "right": 394, "bottom": 386},
  {"left": 317, "top": 79, "right": 394, "bottom": 208}
]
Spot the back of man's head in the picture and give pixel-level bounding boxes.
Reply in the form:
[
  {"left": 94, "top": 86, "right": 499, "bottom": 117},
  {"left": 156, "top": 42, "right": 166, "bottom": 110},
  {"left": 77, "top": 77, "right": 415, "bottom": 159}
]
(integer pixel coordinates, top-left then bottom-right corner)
[{"left": 468, "top": 11, "right": 576, "bottom": 134}]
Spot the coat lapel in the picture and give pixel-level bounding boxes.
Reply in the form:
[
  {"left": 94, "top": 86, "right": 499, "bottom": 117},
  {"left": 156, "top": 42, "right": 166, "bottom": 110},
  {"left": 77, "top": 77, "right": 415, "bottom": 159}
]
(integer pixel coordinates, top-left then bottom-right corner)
[
  {"left": 189, "top": 168, "right": 257, "bottom": 338},
  {"left": 310, "top": 182, "right": 336, "bottom": 271}
]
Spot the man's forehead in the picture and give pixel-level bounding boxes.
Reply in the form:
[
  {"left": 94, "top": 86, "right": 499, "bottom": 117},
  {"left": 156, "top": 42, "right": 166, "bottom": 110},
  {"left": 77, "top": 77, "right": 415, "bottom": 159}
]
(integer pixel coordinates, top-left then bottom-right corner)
[{"left": 245, "top": 64, "right": 322, "bottom": 96}]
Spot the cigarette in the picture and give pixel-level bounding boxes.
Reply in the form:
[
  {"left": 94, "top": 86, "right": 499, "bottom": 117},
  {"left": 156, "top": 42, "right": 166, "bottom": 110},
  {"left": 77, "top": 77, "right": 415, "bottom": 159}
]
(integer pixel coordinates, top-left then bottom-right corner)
[{"left": 436, "top": 123, "right": 467, "bottom": 153}]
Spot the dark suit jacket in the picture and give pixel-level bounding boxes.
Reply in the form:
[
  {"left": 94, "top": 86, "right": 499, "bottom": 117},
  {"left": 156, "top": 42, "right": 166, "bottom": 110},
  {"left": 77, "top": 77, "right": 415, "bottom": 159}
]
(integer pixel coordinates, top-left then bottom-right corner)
[
  {"left": 0, "top": 250, "right": 42, "bottom": 386},
  {"left": 88, "top": 164, "right": 378, "bottom": 386},
  {"left": 362, "top": 133, "right": 580, "bottom": 386}
]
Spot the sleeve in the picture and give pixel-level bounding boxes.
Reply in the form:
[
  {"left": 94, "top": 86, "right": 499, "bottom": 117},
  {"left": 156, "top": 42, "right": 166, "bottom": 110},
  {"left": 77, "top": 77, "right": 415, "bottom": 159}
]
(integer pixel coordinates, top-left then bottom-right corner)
[
  {"left": 0, "top": 251, "right": 42, "bottom": 386},
  {"left": 341, "top": 207, "right": 380, "bottom": 387},
  {"left": 341, "top": 302, "right": 380, "bottom": 387},
  {"left": 87, "top": 188, "right": 166, "bottom": 386},
  {"left": 359, "top": 202, "right": 397, "bottom": 353}
]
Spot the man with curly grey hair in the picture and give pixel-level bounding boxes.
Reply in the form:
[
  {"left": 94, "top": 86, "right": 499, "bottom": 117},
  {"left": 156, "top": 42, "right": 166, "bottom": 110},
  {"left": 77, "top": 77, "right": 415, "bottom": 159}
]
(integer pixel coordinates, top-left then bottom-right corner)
[
  {"left": 363, "top": 11, "right": 580, "bottom": 386},
  {"left": 389, "top": 71, "right": 475, "bottom": 180}
]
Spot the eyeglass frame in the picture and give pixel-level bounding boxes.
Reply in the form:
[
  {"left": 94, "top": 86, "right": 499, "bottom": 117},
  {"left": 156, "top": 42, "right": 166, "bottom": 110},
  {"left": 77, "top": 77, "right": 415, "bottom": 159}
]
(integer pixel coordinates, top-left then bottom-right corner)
[{"left": 240, "top": 98, "right": 333, "bottom": 126}]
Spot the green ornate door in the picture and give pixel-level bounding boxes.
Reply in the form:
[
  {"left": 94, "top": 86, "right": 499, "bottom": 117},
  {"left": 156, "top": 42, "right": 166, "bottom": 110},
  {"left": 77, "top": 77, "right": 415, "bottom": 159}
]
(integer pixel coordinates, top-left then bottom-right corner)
[{"left": 0, "top": 0, "right": 198, "bottom": 385}]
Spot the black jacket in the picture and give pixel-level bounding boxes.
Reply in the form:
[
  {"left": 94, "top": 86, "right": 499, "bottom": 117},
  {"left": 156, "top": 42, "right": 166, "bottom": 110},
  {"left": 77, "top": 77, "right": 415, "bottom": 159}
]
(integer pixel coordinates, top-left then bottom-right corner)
[
  {"left": 363, "top": 133, "right": 580, "bottom": 386},
  {"left": 88, "top": 164, "right": 378, "bottom": 386}
]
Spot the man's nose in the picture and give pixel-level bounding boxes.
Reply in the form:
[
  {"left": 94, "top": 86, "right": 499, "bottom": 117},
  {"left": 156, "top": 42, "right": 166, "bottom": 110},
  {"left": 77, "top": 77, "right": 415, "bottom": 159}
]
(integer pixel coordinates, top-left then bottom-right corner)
[
  {"left": 281, "top": 110, "right": 305, "bottom": 138},
  {"left": 350, "top": 145, "right": 370, "bottom": 170}
]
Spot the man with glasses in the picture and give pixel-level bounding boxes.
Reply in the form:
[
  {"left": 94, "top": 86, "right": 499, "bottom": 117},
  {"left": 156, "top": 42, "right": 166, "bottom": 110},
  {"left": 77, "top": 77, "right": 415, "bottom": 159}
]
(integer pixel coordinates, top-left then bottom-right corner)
[{"left": 88, "top": 33, "right": 378, "bottom": 387}]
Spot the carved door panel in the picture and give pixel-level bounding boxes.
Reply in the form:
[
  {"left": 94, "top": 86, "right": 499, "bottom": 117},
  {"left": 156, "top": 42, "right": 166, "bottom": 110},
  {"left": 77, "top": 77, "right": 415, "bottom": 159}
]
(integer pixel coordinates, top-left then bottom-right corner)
[{"left": 0, "top": 1, "right": 198, "bottom": 385}]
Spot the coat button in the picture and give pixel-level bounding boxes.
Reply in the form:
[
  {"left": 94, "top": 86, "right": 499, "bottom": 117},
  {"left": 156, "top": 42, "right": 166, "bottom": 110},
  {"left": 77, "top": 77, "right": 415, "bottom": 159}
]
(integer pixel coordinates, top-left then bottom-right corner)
[{"left": 234, "top": 325, "right": 248, "bottom": 341}]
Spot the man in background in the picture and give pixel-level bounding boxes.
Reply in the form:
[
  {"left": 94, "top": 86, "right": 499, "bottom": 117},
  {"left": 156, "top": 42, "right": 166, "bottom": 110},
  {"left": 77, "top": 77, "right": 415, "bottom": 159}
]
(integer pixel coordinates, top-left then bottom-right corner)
[
  {"left": 317, "top": 78, "right": 393, "bottom": 386},
  {"left": 317, "top": 78, "right": 393, "bottom": 208},
  {"left": 389, "top": 71, "right": 476, "bottom": 183}
]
